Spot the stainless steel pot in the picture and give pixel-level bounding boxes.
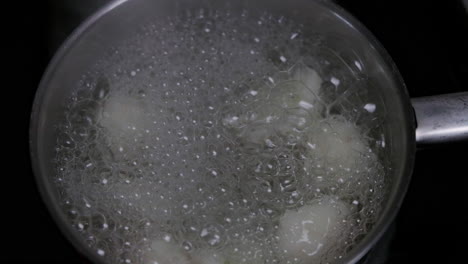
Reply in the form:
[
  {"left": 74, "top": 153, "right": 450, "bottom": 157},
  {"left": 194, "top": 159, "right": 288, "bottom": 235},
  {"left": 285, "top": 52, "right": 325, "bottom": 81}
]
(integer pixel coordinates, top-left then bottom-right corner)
[{"left": 30, "top": 0, "right": 468, "bottom": 263}]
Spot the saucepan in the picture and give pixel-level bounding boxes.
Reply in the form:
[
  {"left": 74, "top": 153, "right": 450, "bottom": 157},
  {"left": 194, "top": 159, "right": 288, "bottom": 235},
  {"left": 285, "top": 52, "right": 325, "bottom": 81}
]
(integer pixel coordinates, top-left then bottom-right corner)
[{"left": 30, "top": 0, "right": 468, "bottom": 264}]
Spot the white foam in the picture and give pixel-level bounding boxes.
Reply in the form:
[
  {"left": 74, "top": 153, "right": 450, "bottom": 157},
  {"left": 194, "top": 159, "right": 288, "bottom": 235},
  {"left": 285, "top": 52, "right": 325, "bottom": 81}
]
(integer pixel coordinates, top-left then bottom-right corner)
[
  {"left": 364, "top": 103, "right": 376, "bottom": 113},
  {"left": 331, "top": 76, "right": 340, "bottom": 86}
]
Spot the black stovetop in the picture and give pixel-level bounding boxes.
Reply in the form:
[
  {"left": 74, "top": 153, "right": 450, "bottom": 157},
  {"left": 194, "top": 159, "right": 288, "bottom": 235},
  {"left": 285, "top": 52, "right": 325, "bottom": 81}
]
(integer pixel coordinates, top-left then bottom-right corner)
[{"left": 8, "top": 0, "right": 467, "bottom": 263}]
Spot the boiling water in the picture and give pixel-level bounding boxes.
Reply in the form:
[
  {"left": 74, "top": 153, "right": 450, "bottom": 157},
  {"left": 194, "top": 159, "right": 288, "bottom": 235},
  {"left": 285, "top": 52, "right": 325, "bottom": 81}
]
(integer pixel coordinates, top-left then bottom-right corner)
[{"left": 54, "top": 10, "right": 388, "bottom": 264}]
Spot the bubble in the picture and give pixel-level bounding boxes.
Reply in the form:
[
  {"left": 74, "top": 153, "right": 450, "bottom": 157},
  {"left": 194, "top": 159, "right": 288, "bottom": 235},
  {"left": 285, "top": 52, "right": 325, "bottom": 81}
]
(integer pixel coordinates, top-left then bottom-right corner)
[
  {"left": 91, "top": 213, "right": 108, "bottom": 232},
  {"left": 92, "top": 76, "right": 110, "bottom": 100},
  {"left": 200, "top": 224, "right": 223, "bottom": 247}
]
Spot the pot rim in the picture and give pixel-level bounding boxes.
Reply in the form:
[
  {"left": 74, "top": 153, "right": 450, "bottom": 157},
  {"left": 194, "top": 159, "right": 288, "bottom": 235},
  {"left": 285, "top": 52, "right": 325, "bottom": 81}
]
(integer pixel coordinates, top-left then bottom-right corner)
[{"left": 29, "top": 1, "right": 416, "bottom": 263}]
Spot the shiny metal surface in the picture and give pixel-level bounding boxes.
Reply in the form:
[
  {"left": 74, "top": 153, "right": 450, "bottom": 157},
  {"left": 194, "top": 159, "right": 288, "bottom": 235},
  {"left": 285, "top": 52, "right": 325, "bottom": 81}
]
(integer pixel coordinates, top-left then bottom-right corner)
[{"left": 413, "top": 92, "right": 468, "bottom": 145}]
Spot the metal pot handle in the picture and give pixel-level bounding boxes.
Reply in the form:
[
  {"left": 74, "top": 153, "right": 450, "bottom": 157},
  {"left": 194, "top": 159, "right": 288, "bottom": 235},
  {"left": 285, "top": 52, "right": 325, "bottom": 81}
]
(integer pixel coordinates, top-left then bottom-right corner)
[{"left": 412, "top": 92, "right": 468, "bottom": 145}]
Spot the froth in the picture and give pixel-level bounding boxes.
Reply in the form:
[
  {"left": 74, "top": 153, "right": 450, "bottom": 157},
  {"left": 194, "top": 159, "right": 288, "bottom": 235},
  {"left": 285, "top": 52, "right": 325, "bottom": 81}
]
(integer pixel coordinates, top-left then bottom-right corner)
[{"left": 54, "top": 9, "right": 387, "bottom": 264}]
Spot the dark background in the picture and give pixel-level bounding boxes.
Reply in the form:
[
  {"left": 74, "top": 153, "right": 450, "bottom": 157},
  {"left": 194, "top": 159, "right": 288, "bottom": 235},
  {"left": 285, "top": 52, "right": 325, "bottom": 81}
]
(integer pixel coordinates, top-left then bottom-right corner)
[{"left": 7, "top": 0, "right": 468, "bottom": 263}]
